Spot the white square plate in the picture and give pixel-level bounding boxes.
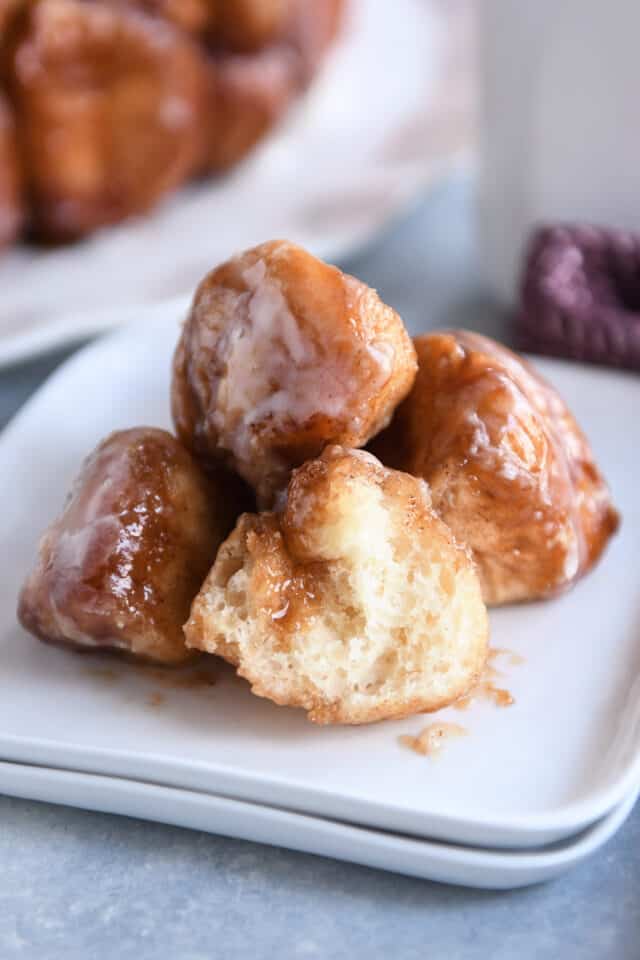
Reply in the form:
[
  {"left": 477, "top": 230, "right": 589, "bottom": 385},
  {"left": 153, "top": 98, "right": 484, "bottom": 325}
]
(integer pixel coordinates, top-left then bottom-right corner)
[{"left": 1, "top": 303, "right": 639, "bottom": 850}]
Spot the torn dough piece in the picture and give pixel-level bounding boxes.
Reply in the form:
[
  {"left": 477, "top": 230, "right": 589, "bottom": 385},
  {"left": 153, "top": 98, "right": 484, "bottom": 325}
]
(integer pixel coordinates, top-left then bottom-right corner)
[{"left": 185, "top": 446, "right": 488, "bottom": 724}]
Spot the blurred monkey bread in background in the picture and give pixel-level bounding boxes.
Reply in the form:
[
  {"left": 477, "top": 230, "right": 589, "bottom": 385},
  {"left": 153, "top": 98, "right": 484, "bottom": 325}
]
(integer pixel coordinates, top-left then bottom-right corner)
[{"left": 0, "top": 0, "right": 345, "bottom": 248}]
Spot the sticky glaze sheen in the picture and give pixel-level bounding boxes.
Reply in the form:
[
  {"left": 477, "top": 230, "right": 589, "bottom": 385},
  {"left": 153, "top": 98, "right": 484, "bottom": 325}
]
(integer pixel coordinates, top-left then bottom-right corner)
[
  {"left": 172, "top": 240, "right": 417, "bottom": 506},
  {"left": 18, "top": 428, "right": 228, "bottom": 664},
  {"left": 371, "top": 330, "right": 619, "bottom": 605}
]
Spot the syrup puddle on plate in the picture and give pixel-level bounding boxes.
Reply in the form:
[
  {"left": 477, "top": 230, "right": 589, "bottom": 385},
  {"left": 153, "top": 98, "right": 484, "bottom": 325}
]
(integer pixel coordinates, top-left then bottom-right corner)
[
  {"left": 398, "top": 648, "right": 524, "bottom": 758},
  {"left": 398, "top": 723, "right": 468, "bottom": 758},
  {"left": 85, "top": 662, "right": 218, "bottom": 691},
  {"left": 143, "top": 667, "right": 218, "bottom": 690},
  {"left": 85, "top": 667, "right": 119, "bottom": 684},
  {"left": 453, "top": 647, "right": 523, "bottom": 711}
]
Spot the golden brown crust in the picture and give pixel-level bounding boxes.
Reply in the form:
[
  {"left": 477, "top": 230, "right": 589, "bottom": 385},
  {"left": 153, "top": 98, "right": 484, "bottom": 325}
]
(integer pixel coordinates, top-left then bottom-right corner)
[
  {"left": 7, "top": 0, "right": 207, "bottom": 242},
  {"left": 172, "top": 240, "right": 417, "bottom": 506},
  {"left": 185, "top": 446, "right": 488, "bottom": 724},
  {"left": 371, "top": 331, "right": 620, "bottom": 605},
  {"left": 18, "top": 427, "right": 235, "bottom": 664}
]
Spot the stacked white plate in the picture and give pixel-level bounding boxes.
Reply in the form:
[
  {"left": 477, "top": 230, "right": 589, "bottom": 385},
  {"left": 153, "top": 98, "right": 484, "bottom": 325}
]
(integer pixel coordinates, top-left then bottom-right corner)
[{"left": 1, "top": 303, "right": 639, "bottom": 889}]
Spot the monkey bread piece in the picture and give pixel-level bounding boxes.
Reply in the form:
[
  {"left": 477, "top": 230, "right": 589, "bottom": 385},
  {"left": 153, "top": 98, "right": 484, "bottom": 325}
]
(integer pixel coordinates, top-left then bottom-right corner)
[
  {"left": 184, "top": 447, "right": 488, "bottom": 725},
  {"left": 371, "top": 331, "right": 620, "bottom": 606},
  {"left": 172, "top": 240, "right": 418, "bottom": 506},
  {"left": 0, "top": 93, "right": 22, "bottom": 248},
  {"left": 8, "top": 0, "right": 207, "bottom": 242},
  {"left": 18, "top": 428, "right": 231, "bottom": 665}
]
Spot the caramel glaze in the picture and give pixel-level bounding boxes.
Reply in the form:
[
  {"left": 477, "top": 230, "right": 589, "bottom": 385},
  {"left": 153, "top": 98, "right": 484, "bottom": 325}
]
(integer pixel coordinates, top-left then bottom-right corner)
[
  {"left": 144, "top": 665, "right": 218, "bottom": 688},
  {"left": 86, "top": 662, "right": 218, "bottom": 688},
  {"left": 490, "top": 647, "right": 525, "bottom": 667},
  {"left": 18, "top": 428, "right": 231, "bottom": 665},
  {"left": 399, "top": 723, "right": 467, "bottom": 758},
  {"left": 371, "top": 330, "right": 619, "bottom": 605},
  {"left": 221, "top": 448, "right": 466, "bottom": 648},
  {"left": 172, "top": 240, "right": 417, "bottom": 507},
  {"left": 454, "top": 685, "right": 514, "bottom": 711},
  {"left": 453, "top": 647, "right": 520, "bottom": 710}
]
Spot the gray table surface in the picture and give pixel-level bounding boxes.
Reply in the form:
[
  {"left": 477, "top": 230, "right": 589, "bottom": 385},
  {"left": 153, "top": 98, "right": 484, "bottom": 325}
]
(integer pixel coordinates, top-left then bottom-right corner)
[{"left": 1, "top": 175, "right": 638, "bottom": 960}]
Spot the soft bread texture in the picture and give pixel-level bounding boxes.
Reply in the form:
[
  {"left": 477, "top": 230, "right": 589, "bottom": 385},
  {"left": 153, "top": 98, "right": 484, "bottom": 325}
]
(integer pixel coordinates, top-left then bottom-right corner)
[
  {"left": 172, "top": 240, "right": 418, "bottom": 507},
  {"left": 185, "top": 447, "right": 488, "bottom": 724},
  {"left": 18, "top": 428, "right": 236, "bottom": 664},
  {"left": 371, "top": 331, "right": 620, "bottom": 605}
]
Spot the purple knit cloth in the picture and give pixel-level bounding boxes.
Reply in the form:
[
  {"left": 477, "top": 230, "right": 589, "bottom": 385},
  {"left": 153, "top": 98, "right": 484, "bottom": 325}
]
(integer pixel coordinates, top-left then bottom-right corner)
[{"left": 515, "top": 224, "right": 640, "bottom": 372}]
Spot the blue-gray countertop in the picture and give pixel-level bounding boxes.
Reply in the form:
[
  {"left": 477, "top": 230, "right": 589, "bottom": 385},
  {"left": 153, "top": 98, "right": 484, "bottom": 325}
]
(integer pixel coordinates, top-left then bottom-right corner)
[{"left": 1, "top": 175, "right": 638, "bottom": 959}]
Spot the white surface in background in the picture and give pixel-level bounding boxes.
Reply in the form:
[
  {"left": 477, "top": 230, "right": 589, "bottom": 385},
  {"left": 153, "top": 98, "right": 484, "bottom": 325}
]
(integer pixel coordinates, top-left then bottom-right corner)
[
  {"left": 479, "top": 0, "right": 640, "bottom": 302},
  {"left": 1, "top": 305, "right": 639, "bottom": 851},
  {"left": 0, "top": 0, "right": 464, "bottom": 367}
]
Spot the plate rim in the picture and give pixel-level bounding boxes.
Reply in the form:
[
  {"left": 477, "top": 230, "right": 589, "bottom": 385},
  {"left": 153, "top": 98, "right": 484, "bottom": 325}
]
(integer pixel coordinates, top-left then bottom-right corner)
[{"left": 1, "top": 759, "right": 637, "bottom": 889}]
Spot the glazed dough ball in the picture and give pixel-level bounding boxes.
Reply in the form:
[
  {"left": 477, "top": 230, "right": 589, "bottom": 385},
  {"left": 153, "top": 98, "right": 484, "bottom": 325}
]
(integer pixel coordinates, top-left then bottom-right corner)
[
  {"left": 172, "top": 240, "right": 418, "bottom": 506},
  {"left": 371, "top": 331, "right": 620, "bottom": 605},
  {"left": 185, "top": 446, "right": 488, "bottom": 724},
  {"left": 8, "top": 0, "right": 207, "bottom": 241},
  {"left": 0, "top": 93, "right": 22, "bottom": 249},
  {"left": 18, "top": 428, "right": 234, "bottom": 664}
]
